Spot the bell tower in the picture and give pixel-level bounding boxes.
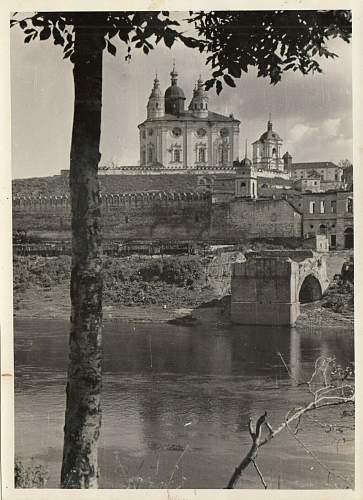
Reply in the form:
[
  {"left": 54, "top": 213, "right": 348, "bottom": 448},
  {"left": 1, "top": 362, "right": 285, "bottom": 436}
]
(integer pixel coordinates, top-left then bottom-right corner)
[
  {"left": 147, "top": 74, "right": 164, "bottom": 119},
  {"left": 188, "top": 75, "right": 208, "bottom": 118},
  {"left": 235, "top": 142, "right": 258, "bottom": 199}
]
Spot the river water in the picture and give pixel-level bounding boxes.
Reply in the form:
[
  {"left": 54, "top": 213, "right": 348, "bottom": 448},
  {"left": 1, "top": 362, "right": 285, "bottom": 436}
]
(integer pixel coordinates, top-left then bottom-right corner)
[{"left": 15, "top": 318, "right": 354, "bottom": 489}]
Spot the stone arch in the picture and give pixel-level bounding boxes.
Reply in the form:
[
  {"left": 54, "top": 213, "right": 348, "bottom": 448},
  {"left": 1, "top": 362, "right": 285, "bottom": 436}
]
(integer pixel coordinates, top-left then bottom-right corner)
[{"left": 298, "top": 274, "right": 323, "bottom": 303}]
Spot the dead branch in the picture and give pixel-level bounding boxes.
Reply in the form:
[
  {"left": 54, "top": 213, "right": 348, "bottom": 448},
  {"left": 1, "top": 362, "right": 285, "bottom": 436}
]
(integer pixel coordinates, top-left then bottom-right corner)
[{"left": 225, "top": 355, "right": 354, "bottom": 489}]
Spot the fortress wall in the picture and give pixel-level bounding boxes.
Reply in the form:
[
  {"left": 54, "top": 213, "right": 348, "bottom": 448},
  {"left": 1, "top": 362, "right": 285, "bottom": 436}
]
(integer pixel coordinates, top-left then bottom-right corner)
[
  {"left": 12, "top": 192, "right": 303, "bottom": 242},
  {"left": 209, "top": 199, "right": 302, "bottom": 240},
  {"left": 12, "top": 192, "right": 212, "bottom": 241}
]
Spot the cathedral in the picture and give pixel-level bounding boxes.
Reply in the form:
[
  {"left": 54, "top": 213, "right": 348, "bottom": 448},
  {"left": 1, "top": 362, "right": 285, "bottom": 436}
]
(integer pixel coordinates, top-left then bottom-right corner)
[{"left": 138, "top": 65, "right": 240, "bottom": 171}]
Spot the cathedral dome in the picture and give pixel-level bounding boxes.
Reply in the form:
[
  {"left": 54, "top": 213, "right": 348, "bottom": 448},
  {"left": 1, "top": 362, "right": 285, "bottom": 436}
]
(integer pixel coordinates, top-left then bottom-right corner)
[
  {"left": 259, "top": 119, "right": 282, "bottom": 142},
  {"left": 164, "top": 64, "right": 186, "bottom": 115},
  {"left": 164, "top": 85, "right": 185, "bottom": 99}
]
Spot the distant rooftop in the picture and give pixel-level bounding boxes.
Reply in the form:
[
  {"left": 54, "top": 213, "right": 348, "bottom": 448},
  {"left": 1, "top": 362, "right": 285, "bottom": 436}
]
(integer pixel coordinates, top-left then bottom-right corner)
[{"left": 291, "top": 162, "right": 338, "bottom": 170}]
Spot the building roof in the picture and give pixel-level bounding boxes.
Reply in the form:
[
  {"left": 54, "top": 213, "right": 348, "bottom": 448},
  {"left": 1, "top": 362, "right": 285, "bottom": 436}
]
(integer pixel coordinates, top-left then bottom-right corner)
[
  {"left": 253, "top": 119, "right": 282, "bottom": 143},
  {"left": 258, "top": 129, "right": 282, "bottom": 142},
  {"left": 138, "top": 110, "right": 240, "bottom": 126},
  {"left": 291, "top": 161, "right": 339, "bottom": 170}
]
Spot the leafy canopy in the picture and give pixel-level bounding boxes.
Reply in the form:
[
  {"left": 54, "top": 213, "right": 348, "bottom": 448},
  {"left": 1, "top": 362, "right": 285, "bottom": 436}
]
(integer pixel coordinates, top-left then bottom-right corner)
[{"left": 11, "top": 10, "right": 351, "bottom": 92}]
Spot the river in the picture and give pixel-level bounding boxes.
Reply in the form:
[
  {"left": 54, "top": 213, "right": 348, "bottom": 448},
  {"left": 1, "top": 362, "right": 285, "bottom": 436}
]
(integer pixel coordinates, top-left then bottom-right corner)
[{"left": 15, "top": 318, "right": 354, "bottom": 489}]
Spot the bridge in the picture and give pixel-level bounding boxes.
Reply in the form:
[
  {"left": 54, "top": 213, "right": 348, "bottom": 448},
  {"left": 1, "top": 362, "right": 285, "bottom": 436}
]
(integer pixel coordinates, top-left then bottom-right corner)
[{"left": 230, "top": 250, "right": 329, "bottom": 326}]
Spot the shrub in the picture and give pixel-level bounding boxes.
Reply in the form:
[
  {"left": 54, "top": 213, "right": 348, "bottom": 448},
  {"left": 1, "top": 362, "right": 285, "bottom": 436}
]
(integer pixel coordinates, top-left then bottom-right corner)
[{"left": 15, "top": 459, "right": 48, "bottom": 488}]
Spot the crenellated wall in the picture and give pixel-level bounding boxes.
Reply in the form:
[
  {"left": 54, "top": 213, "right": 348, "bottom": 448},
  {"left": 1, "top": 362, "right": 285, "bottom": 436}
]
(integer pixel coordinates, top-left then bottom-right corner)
[
  {"left": 12, "top": 191, "right": 212, "bottom": 241},
  {"left": 12, "top": 191, "right": 303, "bottom": 242}
]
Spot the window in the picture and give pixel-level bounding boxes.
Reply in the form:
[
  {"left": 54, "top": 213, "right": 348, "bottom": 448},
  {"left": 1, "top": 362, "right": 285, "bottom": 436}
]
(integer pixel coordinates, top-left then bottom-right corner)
[
  {"left": 309, "top": 201, "right": 316, "bottom": 214},
  {"left": 330, "top": 235, "right": 336, "bottom": 247},
  {"left": 141, "top": 150, "right": 146, "bottom": 165},
  {"left": 148, "top": 148, "right": 153, "bottom": 163},
  {"left": 125, "top": 216, "right": 129, "bottom": 224},
  {"left": 310, "top": 224, "right": 314, "bottom": 229},
  {"left": 241, "top": 182, "right": 246, "bottom": 187},
  {"left": 347, "top": 197, "right": 353, "bottom": 213},
  {"left": 198, "top": 148, "right": 206, "bottom": 163},
  {"left": 174, "top": 149, "right": 181, "bottom": 162},
  {"left": 221, "top": 147, "right": 228, "bottom": 164},
  {"left": 331, "top": 200, "right": 337, "bottom": 213},
  {"left": 320, "top": 200, "right": 325, "bottom": 214}
]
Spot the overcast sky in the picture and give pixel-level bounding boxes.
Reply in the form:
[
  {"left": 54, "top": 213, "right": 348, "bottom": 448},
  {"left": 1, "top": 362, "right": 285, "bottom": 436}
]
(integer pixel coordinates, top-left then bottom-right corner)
[{"left": 10, "top": 12, "right": 352, "bottom": 179}]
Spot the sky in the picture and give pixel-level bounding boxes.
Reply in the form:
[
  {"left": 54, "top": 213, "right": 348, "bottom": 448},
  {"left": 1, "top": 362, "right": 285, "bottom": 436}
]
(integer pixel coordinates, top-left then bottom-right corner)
[{"left": 10, "top": 12, "right": 352, "bottom": 179}]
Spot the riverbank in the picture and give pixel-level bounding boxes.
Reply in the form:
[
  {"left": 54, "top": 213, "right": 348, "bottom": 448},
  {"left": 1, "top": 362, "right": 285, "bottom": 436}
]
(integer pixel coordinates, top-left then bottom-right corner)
[
  {"left": 14, "top": 280, "right": 354, "bottom": 330},
  {"left": 13, "top": 253, "right": 354, "bottom": 330}
]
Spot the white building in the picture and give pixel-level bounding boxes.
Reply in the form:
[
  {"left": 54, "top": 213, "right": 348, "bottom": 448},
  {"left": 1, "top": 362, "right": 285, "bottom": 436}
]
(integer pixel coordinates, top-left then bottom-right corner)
[
  {"left": 137, "top": 66, "right": 240, "bottom": 172},
  {"left": 252, "top": 118, "right": 290, "bottom": 180}
]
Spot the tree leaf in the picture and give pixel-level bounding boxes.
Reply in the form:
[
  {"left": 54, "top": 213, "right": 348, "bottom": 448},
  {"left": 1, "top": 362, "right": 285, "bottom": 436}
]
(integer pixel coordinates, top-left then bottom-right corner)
[
  {"left": 223, "top": 74, "right": 236, "bottom": 87},
  {"left": 163, "top": 29, "right": 176, "bottom": 48},
  {"left": 19, "top": 20, "right": 27, "bottom": 29},
  {"left": 106, "top": 40, "right": 117, "bottom": 56},
  {"left": 216, "top": 80, "right": 223, "bottom": 95},
  {"left": 39, "top": 26, "right": 51, "bottom": 40},
  {"left": 228, "top": 63, "right": 241, "bottom": 78},
  {"left": 204, "top": 78, "right": 215, "bottom": 91},
  {"left": 24, "top": 34, "right": 33, "bottom": 43}
]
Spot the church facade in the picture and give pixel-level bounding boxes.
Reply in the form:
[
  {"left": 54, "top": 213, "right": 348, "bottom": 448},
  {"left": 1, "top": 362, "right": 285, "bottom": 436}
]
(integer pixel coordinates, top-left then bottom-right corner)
[{"left": 137, "top": 66, "right": 240, "bottom": 171}]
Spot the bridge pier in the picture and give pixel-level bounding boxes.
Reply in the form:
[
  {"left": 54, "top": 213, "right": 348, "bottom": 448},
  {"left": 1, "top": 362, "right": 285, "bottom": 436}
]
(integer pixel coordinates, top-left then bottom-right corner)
[
  {"left": 230, "top": 251, "right": 329, "bottom": 326},
  {"left": 231, "top": 257, "right": 300, "bottom": 326}
]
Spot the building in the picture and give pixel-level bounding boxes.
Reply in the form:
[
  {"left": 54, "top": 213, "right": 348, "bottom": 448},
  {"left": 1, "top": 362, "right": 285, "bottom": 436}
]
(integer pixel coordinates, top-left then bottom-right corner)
[
  {"left": 342, "top": 164, "right": 353, "bottom": 189},
  {"left": 137, "top": 66, "right": 240, "bottom": 172},
  {"left": 293, "top": 173, "right": 321, "bottom": 193},
  {"left": 252, "top": 117, "right": 287, "bottom": 176},
  {"left": 290, "top": 161, "right": 344, "bottom": 191},
  {"left": 286, "top": 190, "right": 353, "bottom": 249}
]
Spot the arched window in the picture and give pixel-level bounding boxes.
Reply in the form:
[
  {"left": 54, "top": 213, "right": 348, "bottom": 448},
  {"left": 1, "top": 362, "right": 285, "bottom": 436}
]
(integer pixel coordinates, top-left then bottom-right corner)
[{"left": 241, "top": 182, "right": 246, "bottom": 188}]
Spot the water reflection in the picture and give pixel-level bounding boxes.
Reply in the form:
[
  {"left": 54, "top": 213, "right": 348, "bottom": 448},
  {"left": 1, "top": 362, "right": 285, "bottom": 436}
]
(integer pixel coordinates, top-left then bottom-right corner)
[{"left": 14, "top": 319, "right": 354, "bottom": 489}]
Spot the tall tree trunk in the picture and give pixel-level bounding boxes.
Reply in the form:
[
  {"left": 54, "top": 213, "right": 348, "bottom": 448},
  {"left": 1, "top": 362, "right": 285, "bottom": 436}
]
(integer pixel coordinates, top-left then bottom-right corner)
[{"left": 61, "top": 15, "right": 104, "bottom": 489}]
